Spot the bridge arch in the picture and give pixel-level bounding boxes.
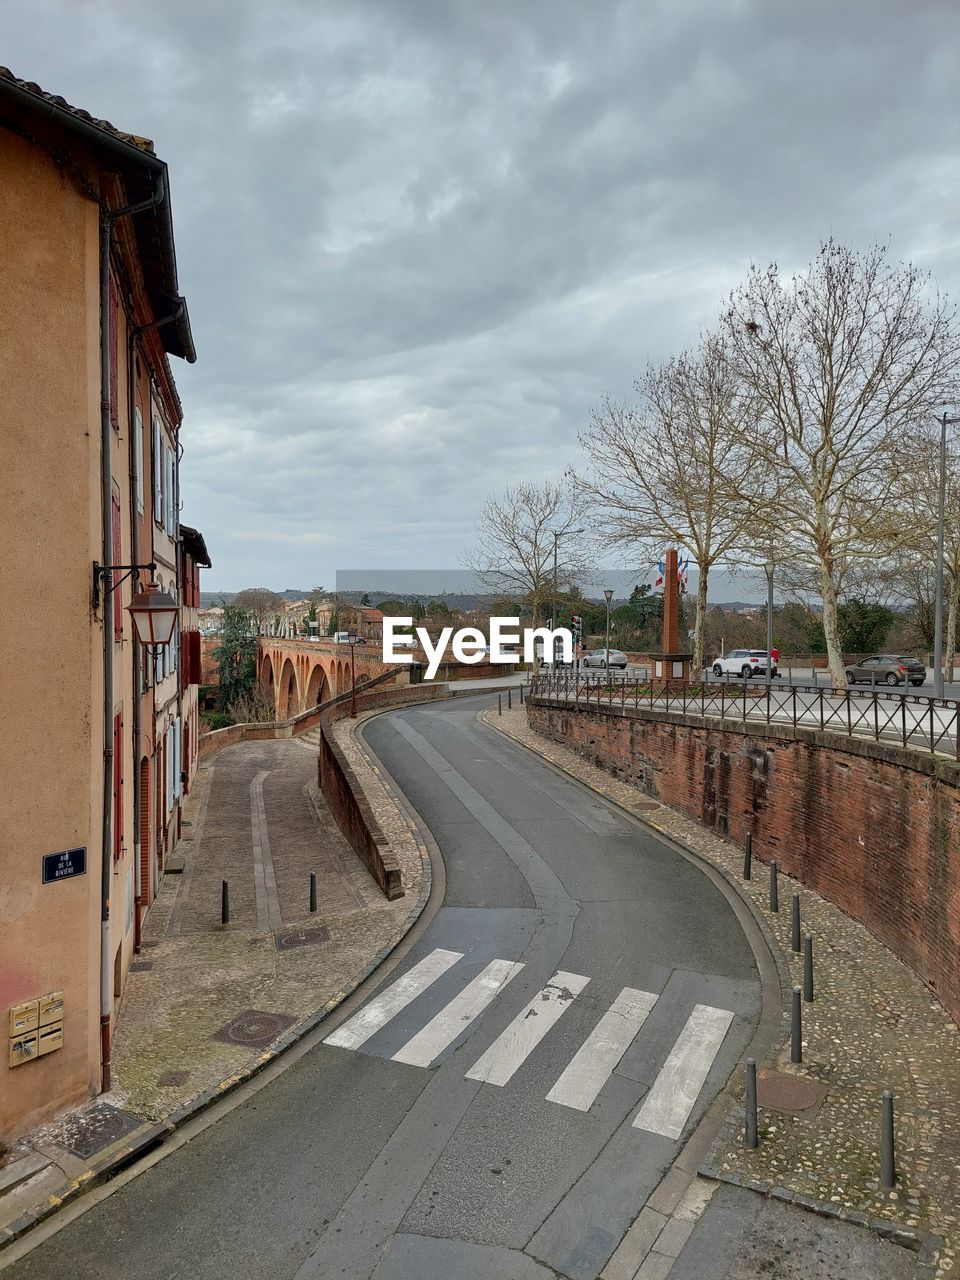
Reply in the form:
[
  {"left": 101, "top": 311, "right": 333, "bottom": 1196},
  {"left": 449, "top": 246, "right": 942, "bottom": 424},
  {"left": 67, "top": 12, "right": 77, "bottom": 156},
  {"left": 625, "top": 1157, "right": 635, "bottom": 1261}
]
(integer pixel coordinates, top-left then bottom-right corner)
[
  {"left": 305, "top": 663, "right": 330, "bottom": 708},
  {"left": 277, "top": 657, "right": 300, "bottom": 720}
]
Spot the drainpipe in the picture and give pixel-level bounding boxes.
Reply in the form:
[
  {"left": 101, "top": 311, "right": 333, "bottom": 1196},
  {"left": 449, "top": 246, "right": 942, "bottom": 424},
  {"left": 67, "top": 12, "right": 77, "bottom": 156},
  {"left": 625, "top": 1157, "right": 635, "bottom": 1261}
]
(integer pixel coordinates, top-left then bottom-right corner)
[
  {"left": 127, "top": 299, "right": 187, "bottom": 953},
  {"left": 98, "top": 169, "right": 166, "bottom": 1090}
]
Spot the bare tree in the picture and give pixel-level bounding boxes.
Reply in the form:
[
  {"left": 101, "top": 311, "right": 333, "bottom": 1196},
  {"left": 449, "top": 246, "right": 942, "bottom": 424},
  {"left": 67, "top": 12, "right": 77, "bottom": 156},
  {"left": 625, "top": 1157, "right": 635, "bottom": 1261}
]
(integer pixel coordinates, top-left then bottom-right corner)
[
  {"left": 577, "top": 334, "right": 762, "bottom": 673},
  {"left": 232, "top": 587, "right": 284, "bottom": 636},
  {"left": 723, "top": 240, "right": 960, "bottom": 689},
  {"left": 465, "top": 479, "right": 589, "bottom": 625}
]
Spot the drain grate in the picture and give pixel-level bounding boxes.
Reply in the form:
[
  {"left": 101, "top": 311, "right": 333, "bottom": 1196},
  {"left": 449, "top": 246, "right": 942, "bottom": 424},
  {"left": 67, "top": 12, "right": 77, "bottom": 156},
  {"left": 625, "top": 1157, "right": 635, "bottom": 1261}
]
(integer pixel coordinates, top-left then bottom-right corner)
[
  {"left": 62, "top": 1104, "right": 145, "bottom": 1159},
  {"left": 757, "top": 1070, "right": 828, "bottom": 1114},
  {"left": 211, "top": 1009, "right": 297, "bottom": 1049},
  {"left": 129, "top": 961, "right": 153, "bottom": 972},
  {"left": 275, "top": 926, "right": 331, "bottom": 952}
]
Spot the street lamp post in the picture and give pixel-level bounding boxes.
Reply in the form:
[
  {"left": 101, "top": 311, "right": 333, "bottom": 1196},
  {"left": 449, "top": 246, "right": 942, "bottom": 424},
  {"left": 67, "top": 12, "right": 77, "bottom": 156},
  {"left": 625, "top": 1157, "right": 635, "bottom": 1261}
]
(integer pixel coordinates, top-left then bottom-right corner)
[
  {"left": 934, "top": 412, "right": 958, "bottom": 701},
  {"left": 764, "top": 558, "right": 774, "bottom": 688},
  {"left": 551, "top": 527, "right": 585, "bottom": 630},
  {"left": 349, "top": 636, "right": 358, "bottom": 719},
  {"left": 604, "top": 588, "right": 613, "bottom": 666}
]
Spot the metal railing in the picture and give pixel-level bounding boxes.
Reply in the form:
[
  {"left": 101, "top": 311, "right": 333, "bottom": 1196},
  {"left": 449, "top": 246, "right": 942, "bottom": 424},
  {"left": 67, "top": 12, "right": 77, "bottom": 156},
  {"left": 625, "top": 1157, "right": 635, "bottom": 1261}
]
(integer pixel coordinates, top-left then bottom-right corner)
[{"left": 528, "top": 670, "right": 960, "bottom": 759}]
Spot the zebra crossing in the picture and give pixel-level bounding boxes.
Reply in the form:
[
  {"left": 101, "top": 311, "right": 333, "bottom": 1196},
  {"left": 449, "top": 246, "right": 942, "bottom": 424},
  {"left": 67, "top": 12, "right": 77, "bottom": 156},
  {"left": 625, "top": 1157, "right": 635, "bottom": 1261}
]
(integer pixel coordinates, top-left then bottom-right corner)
[{"left": 323, "top": 948, "right": 735, "bottom": 1140}]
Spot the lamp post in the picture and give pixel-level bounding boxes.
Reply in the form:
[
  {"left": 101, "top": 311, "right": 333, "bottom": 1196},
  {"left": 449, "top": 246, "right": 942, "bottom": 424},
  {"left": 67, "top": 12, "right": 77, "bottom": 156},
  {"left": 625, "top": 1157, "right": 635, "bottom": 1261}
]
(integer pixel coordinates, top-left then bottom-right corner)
[
  {"left": 604, "top": 588, "right": 613, "bottom": 666},
  {"left": 551, "top": 527, "right": 585, "bottom": 634},
  {"left": 934, "top": 412, "right": 958, "bottom": 700},
  {"left": 349, "top": 636, "right": 358, "bottom": 719},
  {"left": 764, "top": 558, "right": 774, "bottom": 688}
]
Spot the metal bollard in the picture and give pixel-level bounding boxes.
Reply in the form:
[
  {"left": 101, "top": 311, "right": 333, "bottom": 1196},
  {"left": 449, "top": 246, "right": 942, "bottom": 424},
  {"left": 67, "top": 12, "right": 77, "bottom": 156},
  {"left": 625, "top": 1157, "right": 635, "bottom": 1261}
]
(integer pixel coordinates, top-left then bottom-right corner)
[
  {"left": 791, "top": 986, "right": 802, "bottom": 1063},
  {"left": 881, "top": 1091, "right": 896, "bottom": 1187},
  {"left": 743, "top": 832, "right": 752, "bottom": 881},
  {"left": 745, "top": 1057, "right": 758, "bottom": 1149},
  {"left": 221, "top": 880, "right": 230, "bottom": 925},
  {"left": 769, "top": 860, "right": 779, "bottom": 912},
  {"left": 803, "top": 934, "right": 814, "bottom": 1001},
  {"left": 508, "top": 687, "right": 512, "bottom": 710},
  {"left": 791, "top": 893, "right": 801, "bottom": 952},
  {"left": 498, "top": 694, "right": 502, "bottom": 716},
  {"left": 519, "top": 682, "right": 524, "bottom": 704},
  {"left": 309, "top": 871, "right": 317, "bottom": 914}
]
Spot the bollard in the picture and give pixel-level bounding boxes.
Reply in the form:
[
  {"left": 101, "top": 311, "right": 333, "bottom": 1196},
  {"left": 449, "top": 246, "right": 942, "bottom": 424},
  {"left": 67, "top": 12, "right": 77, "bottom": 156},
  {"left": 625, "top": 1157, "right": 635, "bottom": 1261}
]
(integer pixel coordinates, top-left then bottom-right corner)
[
  {"left": 743, "top": 832, "right": 752, "bottom": 881},
  {"left": 769, "top": 860, "right": 779, "bottom": 913},
  {"left": 309, "top": 872, "right": 317, "bottom": 914},
  {"left": 498, "top": 694, "right": 502, "bottom": 716},
  {"left": 745, "top": 1057, "right": 758, "bottom": 1149},
  {"left": 791, "top": 986, "right": 802, "bottom": 1063},
  {"left": 803, "top": 934, "right": 814, "bottom": 1001},
  {"left": 519, "top": 682, "right": 524, "bottom": 704},
  {"left": 880, "top": 1091, "right": 896, "bottom": 1187},
  {"left": 791, "top": 893, "right": 801, "bottom": 952},
  {"left": 507, "top": 687, "right": 512, "bottom": 710},
  {"left": 221, "top": 879, "right": 230, "bottom": 925}
]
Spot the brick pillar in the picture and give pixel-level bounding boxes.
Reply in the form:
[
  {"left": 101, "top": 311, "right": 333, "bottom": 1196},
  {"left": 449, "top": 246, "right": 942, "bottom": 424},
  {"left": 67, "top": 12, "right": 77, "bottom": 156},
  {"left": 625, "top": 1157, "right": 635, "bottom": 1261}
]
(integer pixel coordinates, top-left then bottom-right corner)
[{"left": 663, "top": 548, "right": 680, "bottom": 654}]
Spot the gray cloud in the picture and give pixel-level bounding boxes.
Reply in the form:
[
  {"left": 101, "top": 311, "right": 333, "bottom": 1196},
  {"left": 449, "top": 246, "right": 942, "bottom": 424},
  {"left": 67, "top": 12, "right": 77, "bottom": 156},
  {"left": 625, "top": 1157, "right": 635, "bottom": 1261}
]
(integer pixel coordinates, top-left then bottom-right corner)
[{"left": 7, "top": 0, "right": 960, "bottom": 590}]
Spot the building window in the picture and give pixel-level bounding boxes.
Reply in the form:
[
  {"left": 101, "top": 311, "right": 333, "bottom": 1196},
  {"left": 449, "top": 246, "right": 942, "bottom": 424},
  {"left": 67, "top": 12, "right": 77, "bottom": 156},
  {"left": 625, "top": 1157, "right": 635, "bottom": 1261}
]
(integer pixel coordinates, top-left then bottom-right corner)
[
  {"left": 113, "top": 712, "right": 123, "bottom": 859},
  {"left": 109, "top": 277, "right": 119, "bottom": 430},
  {"left": 165, "top": 447, "right": 175, "bottom": 534},
  {"left": 134, "top": 406, "right": 144, "bottom": 514},
  {"left": 152, "top": 414, "right": 162, "bottom": 524},
  {"left": 112, "top": 486, "right": 123, "bottom": 642}
]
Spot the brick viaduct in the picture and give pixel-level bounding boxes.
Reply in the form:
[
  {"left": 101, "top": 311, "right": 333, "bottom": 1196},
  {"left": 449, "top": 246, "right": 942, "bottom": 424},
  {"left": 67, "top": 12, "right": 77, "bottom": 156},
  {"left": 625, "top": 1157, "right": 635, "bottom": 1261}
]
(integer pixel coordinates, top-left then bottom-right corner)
[{"left": 257, "top": 638, "right": 391, "bottom": 720}]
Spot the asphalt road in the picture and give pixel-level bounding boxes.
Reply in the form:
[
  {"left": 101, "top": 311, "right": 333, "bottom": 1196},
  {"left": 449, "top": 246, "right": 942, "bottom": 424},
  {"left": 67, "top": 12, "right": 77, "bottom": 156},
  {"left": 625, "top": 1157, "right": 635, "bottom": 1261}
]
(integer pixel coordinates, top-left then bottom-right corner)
[{"left": 5, "top": 695, "right": 761, "bottom": 1280}]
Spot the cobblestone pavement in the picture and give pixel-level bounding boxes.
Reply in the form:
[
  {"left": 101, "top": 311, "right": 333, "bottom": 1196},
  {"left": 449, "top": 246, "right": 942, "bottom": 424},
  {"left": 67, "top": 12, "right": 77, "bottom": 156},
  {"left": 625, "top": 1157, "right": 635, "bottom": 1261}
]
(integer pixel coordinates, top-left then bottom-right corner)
[
  {"left": 484, "top": 702, "right": 960, "bottom": 1276},
  {"left": 0, "top": 715, "right": 428, "bottom": 1246}
]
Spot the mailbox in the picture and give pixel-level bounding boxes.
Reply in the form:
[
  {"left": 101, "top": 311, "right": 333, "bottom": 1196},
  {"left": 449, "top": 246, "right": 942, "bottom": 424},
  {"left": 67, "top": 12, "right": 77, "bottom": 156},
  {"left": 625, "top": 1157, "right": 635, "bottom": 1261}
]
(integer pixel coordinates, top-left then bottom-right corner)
[
  {"left": 9, "top": 1000, "right": 38, "bottom": 1037},
  {"left": 9, "top": 1032, "right": 38, "bottom": 1068},
  {"left": 38, "top": 993, "right": 63, "bottom": 1027},
  {"left": 8, "top": 992, "right": 63, "bottom": 1067}
]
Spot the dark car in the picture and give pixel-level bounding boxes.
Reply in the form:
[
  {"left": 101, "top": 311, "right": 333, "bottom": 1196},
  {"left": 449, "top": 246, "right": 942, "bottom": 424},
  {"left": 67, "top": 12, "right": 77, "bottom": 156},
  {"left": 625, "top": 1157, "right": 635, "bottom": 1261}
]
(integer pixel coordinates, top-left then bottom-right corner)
[{"left": 844, "top": 655, "right": 926, "bottom": 687}]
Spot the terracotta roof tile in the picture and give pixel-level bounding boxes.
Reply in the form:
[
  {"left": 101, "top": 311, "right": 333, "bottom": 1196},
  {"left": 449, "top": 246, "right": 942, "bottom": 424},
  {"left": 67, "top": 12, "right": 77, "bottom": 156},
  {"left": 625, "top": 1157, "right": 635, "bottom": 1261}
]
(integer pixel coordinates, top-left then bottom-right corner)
[{"left": 0, "top": 65, "right": 155, "bottom": 154}]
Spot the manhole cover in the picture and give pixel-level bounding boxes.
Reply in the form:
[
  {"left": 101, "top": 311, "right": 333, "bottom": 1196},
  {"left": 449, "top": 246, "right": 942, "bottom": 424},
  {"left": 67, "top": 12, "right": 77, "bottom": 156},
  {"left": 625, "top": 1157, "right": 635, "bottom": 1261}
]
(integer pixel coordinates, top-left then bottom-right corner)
[
  {"left": 62, "top": 1104, "right": 145, "bottom": 1159},
  {"left": 275, "top": 925, "right": 331, "bottom": 952},
  {"left": 757, "top": 1071, "right": 828, "bottom": 1114},
  {"left": 211, "top": 1010, "right": 296, "bottom": 1049},
  {"left": 158, "top": 1070, "right": 190, "bottom": 1088}
]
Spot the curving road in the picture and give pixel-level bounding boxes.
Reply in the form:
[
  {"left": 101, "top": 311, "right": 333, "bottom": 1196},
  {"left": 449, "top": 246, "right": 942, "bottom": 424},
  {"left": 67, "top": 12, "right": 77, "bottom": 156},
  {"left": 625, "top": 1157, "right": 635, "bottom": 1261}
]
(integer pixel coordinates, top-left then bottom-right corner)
[{"left": 4, "top": 694, "right": 762, "bottom": 1280}]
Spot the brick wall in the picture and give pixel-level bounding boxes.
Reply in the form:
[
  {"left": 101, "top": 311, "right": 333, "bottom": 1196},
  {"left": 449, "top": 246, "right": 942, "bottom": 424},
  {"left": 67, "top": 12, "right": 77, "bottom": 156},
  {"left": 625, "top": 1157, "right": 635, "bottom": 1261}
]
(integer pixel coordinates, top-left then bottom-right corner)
[{"left": 527, "top": 698, "right": 960, "bottom": 1025}]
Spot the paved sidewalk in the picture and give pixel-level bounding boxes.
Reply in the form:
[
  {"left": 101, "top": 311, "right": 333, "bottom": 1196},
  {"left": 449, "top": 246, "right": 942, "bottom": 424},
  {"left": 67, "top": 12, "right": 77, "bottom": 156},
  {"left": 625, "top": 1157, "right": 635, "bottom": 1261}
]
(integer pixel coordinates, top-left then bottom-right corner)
[
  {"left": 0, "top": 715, "right": 428, "bottom": 1250},
  {"left": 484, "top": 702, "right": 959, "bottom": 1277}
]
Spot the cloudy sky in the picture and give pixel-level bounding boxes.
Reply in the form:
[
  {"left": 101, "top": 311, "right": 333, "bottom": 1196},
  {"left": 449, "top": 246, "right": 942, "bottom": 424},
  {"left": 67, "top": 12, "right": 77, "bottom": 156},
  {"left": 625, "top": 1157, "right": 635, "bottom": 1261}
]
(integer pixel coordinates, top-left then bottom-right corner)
[{"left": 6, "top": 0, "right": 960, "bottom": 594}]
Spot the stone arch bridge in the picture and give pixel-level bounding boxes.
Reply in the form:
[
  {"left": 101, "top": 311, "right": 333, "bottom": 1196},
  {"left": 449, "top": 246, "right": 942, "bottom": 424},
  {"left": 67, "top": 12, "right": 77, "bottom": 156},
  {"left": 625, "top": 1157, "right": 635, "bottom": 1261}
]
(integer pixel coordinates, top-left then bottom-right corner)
[{"left": 258, "top": 638, "right": 394, "bottom": 720}]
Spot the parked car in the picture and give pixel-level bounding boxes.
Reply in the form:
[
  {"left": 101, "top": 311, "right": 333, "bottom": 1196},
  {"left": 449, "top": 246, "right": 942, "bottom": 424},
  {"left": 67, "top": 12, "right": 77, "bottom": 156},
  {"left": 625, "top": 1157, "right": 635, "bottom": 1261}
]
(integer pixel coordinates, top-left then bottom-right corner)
[
  {"left": 582, "top": 648, "right": 628, "bottom": 669},
  {"left": 844, "top": 655, "right": 926, "bottom": 687},
  {"left": 712, "top": 649, "right": 778, "bottom": 679}
]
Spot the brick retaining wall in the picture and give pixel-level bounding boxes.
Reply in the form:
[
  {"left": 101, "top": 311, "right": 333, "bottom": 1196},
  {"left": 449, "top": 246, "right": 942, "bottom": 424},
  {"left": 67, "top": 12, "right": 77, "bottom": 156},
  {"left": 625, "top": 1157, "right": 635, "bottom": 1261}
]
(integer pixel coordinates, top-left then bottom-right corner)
[
  {"left": 527, "top": 698, "right": 960, "bottom": 1024},
  {"left": 317, "top": 683, "right": 448, "bottom": 899}
]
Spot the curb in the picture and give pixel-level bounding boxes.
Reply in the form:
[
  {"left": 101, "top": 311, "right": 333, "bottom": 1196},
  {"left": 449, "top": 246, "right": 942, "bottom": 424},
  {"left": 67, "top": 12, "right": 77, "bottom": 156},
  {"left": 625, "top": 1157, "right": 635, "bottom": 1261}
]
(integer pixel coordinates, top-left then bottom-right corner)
[{"left": 0, "top": 710, "right": 439, "bottom": 1259}]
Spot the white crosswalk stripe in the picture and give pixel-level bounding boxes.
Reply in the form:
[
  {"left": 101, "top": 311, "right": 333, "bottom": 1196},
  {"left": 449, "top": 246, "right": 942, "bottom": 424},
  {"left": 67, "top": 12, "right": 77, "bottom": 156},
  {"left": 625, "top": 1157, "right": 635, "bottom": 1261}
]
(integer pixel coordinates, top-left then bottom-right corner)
[
  {"left": 392, "top": 957, "right": 524, "bottom": 1067},
  {"left": 632, "top": 1003, "right": 735, "bottom": 1139},
  {"left": 546, "top": 986, "right": 659, "bottom": 1111},
  {"left": 466, "top": 970, "right": 590, "bottom": 1087},
  {"left": 323, "top": 947, "right": 464, "bottom": 1050},
  {"left": 325, "top": 949, "right": 735, "bottom": 1140}
]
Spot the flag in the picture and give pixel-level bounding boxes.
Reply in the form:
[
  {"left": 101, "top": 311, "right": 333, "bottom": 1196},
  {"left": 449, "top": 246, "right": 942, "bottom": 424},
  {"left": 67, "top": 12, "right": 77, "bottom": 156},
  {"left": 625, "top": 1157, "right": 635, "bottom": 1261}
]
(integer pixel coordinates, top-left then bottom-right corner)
[
  {"left": 678, "top": 557, "right": 690, "bottom": 594},
  {"left": 654, "top": 561, "right": 665, "bottom": 588}
]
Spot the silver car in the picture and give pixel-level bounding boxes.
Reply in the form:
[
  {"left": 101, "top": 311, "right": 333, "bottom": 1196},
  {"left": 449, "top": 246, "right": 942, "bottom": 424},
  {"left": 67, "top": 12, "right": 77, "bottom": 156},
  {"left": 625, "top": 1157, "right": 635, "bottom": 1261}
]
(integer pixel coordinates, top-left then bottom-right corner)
[{"left": 582, "top": 648, "right": 628, "bottom": 669}]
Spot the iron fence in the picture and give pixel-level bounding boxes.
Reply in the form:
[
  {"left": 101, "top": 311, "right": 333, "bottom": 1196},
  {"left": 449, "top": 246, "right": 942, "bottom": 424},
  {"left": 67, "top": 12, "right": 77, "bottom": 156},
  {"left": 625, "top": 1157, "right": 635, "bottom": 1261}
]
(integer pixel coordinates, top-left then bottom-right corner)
[{"left": 528, "top": 670, "right": 960, "bottom": 760}]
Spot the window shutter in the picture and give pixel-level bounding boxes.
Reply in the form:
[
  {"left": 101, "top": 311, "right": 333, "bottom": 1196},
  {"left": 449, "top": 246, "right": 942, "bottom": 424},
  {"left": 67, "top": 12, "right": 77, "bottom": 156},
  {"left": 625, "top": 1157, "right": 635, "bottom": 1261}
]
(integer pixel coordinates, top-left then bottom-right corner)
[
  {"left": 190, "top": 630, "right": 201, "bottom": 686},
  {"left": 134, "top": 407, "right": 144, "bottom": 514}
]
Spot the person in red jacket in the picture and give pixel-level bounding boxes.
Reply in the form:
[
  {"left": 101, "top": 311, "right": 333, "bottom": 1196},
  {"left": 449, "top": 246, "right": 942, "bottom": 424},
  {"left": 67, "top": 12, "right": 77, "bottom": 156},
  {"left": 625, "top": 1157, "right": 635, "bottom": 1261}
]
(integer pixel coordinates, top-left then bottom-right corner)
[{"left": 770, "top": 645, "right": 780, "bottom": 663}]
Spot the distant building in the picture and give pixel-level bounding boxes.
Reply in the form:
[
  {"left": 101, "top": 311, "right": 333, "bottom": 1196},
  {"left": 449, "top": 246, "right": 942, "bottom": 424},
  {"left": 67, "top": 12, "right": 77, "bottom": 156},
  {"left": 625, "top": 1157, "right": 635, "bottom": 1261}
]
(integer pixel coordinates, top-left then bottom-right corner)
[{"left": 0, "top": 67, "right": 202, "bottom": 1140}]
